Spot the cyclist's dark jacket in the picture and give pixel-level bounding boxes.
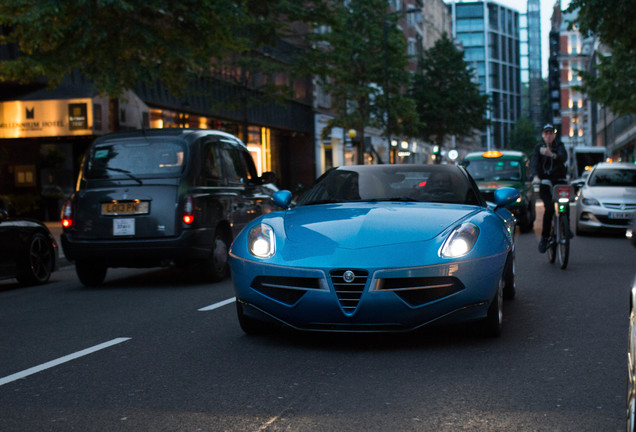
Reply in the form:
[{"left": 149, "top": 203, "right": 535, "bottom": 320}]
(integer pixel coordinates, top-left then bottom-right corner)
[{"left": 530, "top": 138, "right": 568, "bottom": 182}]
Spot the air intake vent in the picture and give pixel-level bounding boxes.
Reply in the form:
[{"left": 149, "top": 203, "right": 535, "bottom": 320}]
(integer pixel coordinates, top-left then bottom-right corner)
[{"left": 330, "top": 269, "right": 368, "bottom": 314}]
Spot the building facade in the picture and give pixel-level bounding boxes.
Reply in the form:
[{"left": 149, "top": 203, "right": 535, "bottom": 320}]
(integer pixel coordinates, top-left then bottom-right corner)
[
  {"left": 0, "top": 41, "right": 315, "bottom": 220},
  {"left": 451, "top": 0, "right": 522, "bottom": 150}
]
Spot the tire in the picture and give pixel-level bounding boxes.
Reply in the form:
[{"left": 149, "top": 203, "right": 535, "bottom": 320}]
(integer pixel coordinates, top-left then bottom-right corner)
[
  {"left": 75, "top": 261, "right": 107, "bottom": 287},
  {"left": 16, "top": 232, "right": 54, "bottom": 286},
  {"left": 482, "top": 276, "right": 504, "bottom": 337},
  {"left": 236, "top": 301, "right": 278, "bottom": 335},
  {"left": 503, "top": 253, "right": 516, "bottom": 300},
  {"left": 557, "top": 214, "right": 570, "bottom": 269},
  {"left": 547, "top": 214, "right": 557, "bottom": 264},
  {"left": 199, "top": 230, "right": 230, "bottom": 283},
  {"left": 518, "top": 204, "right": 535, "bottom": 233}
]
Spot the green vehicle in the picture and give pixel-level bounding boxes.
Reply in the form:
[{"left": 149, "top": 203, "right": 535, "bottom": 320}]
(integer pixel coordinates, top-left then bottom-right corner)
[{"left": 461, "top": 150, "right": 536, "bottom": 233}]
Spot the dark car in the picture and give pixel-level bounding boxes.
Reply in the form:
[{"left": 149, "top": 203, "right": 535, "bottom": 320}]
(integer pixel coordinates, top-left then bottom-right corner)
[
  {"left": 462, "top": 150, "right": 536, "bottom": 233},
  {"left": 0, "top": 199, "right": 58, "bottom": 286},
  {"left": 60, "top": 129, "right": 276, "bottom": 286}
]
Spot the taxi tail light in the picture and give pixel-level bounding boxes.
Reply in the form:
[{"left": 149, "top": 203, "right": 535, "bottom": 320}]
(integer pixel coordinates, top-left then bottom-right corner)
[
  {"left": 61, "top": 200, "right": 74, "bottom": 228},
  {"left": 182, "top": 196, "right": 195, "bottom": 225}
]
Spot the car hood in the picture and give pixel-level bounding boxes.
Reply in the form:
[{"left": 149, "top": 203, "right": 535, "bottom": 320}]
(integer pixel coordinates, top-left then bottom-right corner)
[
  {"left": 281, "top": 202, "right": 477, "bottom": 249},
  {"left": 584, "top": 186, "right": 636, "bottom": 202}
]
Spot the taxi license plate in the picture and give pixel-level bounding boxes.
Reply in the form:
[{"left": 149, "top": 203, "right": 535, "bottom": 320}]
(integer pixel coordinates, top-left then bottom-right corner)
[
  {"left": 113, "top": 218, "right": 135, "bottom": 236},
  {"left": 608, "top": 211, "right": 634, "bottom": 219},
  {"left": 102, "top": 201, "right": 149, "bottom": 215}
]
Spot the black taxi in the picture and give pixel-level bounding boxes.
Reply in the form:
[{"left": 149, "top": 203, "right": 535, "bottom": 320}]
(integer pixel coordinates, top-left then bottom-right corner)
[
  {"left": 461, "top": 150, "right": 536, "bottom": 233},
  {"left": 60, "top": 129, "right": 276, "bottom": 286}
]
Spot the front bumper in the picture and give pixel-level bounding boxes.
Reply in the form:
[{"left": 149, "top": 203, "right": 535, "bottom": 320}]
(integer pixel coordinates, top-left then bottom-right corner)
[
  {"left": 230, "top": 253, "right": 506, "bottom": 332},
  {"left": 576, "top": 206, "right": 634, "bottom": 232}
]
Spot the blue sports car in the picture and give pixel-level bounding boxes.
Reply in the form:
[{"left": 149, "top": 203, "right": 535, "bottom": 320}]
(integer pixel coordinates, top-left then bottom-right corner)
[{"left": 229, "top": 164, "right": 519, "bottom": 337}]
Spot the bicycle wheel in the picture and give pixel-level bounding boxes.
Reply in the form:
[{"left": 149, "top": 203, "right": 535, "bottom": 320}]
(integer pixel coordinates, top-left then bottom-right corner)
[
  {"left": 547, "top": 213, "right": 557, "bottom": 263},
  {"left": 557, "top": 213, "right": 570, "bottom": 269}
]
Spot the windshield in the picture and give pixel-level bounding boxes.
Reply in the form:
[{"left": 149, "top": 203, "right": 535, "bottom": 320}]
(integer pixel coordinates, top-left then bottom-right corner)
[
  {"left": 85, "top": 140, "right": 186, "bottom": 179},
  {"left": 589, "top": 168, "right": 636, "bottom": 187},
  {"left": 297, "top": 165, "right": 481, "bottom": 205},
  {"left": 464, "top": 159, "right": 522, "bottom": 182}
]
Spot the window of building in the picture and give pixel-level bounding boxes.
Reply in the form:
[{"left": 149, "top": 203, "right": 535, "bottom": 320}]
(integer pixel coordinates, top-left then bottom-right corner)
[
  {"left": 488, "top": 4, "right": 498, "bottom": 30},
  {"left": 457, "top": 4, "right": 484, "bottom": 18},
  {"left": 465, "top": 47, "right": 485, "bottom": 61},
  {"left": 457, "top": 18, "right": 484, "bottom": 32}
]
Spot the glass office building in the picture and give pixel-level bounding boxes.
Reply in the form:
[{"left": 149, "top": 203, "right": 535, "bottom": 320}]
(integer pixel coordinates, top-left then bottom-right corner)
[{"left": 451, "top": 1, "right": 522, "bottom": 150}]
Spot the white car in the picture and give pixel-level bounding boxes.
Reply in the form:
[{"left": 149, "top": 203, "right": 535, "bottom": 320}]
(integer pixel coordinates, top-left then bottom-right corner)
[{"left": 575, "top": 162, "right": 636, "bottom": 234}]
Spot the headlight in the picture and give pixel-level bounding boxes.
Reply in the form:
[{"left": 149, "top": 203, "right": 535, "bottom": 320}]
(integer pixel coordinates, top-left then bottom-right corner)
[
  {"left": 248, "top": 223, "right": 276, "bottom": 258},
  {"left": 441, "top": 223, "right": 479, "bottom": 258},
  {"left": 582, "top": 196, "right": 600, "bottom": 206}
]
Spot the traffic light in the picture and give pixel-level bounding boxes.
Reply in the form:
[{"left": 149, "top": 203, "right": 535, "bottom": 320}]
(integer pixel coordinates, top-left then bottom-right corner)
[
  {"left": 432, "top": 145, "right": 441, "bottom": 164},
  {"left": 548, "top": 31, "right": 561, "bottom": 126}
]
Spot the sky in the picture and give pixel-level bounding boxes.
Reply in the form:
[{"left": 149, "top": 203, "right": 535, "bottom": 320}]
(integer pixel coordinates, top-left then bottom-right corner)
[{"left": 494, "top": 0, "right": 571, "bottom": 78}]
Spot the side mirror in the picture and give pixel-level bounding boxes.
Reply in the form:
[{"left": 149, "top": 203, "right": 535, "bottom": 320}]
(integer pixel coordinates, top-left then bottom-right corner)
[
  {"left": 493, "top": 187, "right": 521, "bottom": 210},
  {"left": 260, "top": 171, "right": 276, "bottom": 184},
  {"left": 272, "top": 190, "right": 293, "bottom": 209}
]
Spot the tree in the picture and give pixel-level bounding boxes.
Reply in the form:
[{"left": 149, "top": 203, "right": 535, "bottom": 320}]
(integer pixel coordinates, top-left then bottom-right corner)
[
  {"left": 0, "top": 1, "right": 325, "bottom": 98},
  {"left": 302, "top": 0, "right": 419, "bottom": 164},
  {"left": 409, "top": 34, "right": 489, "bottom": 152},
  {"left": 509, "top": 117, "right": 538, "bottom": 157},
  {"left": 567, "top": 0, "right": 636, "bottom": 115}
]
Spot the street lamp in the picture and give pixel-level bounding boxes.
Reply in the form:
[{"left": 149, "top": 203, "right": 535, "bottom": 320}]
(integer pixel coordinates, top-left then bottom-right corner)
[{"left": 384, "top": 3, "right": 422, "bottom": 164}]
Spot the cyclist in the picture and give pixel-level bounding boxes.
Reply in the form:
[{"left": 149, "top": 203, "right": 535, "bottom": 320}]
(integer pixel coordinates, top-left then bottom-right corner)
[{"left": 530, "top": 123, "right": 571, "bottom": 253}]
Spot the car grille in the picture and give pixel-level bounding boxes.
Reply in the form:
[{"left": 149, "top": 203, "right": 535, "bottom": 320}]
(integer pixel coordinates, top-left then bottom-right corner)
[
  {"left": 595, "top": 215, "right": 632, "bottom": 226},
  {"left": 251, "top": 276, "right": 321, "bottom": 305},
  {"left": 602, "top": 202, "right": 636, "bottom": 210},
  {"left": 330, "top": 269, "right": 369, "bottom": 314},
  {"left": 375, "top": 276, "right": 465, "bottom": 307}
]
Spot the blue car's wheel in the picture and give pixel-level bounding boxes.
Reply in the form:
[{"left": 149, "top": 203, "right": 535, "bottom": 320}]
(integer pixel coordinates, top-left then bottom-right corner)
[
  {"left": 483, "top": 276, "right": 504, "bottom": 337},
  {"left": 503, "top": 253, "right": 516, "bottom": 300}
]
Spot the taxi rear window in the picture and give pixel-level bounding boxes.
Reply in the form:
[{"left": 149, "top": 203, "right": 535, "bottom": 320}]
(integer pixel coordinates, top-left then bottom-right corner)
[{"left": 85, "top": 140, "right": 186, "bottom": 179}]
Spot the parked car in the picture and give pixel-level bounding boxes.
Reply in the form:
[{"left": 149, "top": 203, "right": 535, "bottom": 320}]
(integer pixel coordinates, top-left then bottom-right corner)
[
  {"left": 575, "top": 162, "right": 636, "bottom": 234},
  {"left": 60, "top": 129, "right": 276, "bottom": 286},
  {"left": 461, "top": 150, "right": 536, "bottom": 233},
  {"left": 627, "top": 215, "right": 636, "bottom": 432},
  {"left": 230, "top": 164, "right": 520, "bottom": 337},
  {"left": 0, "top": 199, "right": 58, "bottom": 285},
  {"left": 570, "top": 169, "right": 590, "bottom": 195}
]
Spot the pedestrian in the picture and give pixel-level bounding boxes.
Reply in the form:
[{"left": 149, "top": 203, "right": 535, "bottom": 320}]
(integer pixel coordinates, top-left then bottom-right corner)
[{"left": 530, "top": 123, "right": 570, "bottom": 253}]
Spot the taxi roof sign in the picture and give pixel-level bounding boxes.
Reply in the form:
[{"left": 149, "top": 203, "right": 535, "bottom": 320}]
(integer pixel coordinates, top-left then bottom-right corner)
[{"left": 482, "top": 150, "right": 503, "bottom": 158}]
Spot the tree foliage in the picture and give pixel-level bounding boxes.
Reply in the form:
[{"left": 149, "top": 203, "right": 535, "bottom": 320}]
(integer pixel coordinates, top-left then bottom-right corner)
[
  {"left": 302, "top": 0, "right": 419, "bottom": 162},
  {"left": 409, "top": 34, "right": 489, "bottom": 147},
  {"left": 509, "top": 117, "right": 537, "bottom": 157},
  {"left": 0, "top": 0, "right": 326, "bottom": 97},
  {"left": 567, "top": 0, "right": 636, "bottom": 115}
]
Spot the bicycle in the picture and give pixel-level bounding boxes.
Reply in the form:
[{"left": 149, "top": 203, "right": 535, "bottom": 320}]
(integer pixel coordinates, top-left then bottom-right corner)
[{"left": 542, "top": 180, "right": 572, "bottom": 269}]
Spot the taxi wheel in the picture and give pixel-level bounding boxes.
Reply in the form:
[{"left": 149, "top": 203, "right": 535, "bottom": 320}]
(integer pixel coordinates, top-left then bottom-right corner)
[
  {"left": 201, "top": 230, "right": 230, "bottom": 283},
  {"left": 75, "top": 261, "right": 107, "bottom": 287}
]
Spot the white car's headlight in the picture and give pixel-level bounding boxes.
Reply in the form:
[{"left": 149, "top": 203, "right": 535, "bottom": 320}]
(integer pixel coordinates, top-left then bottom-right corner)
[
  {"left": 441, "top": 223, "right": 479, "bottom": 258},
  {"left": 248, "top": 223, "right": 276, "bottom": 258},
  {"left": 582, "top": 196, "right": 600, "bottom": 206}
]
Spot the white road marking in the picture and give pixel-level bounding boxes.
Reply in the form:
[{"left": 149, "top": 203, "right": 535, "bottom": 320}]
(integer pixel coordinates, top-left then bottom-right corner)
[
  {"left": 198, "top": 297, "right": 236, "bottom": 312},
  {"left": 0, "top": 337, "right": 131, "bottom": 387}
]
